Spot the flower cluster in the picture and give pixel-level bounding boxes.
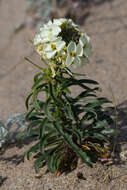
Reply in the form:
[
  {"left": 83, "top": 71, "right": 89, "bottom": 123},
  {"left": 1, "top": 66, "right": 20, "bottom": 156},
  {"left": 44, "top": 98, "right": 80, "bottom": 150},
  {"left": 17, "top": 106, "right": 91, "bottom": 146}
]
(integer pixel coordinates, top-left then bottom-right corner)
[{"left": 34, "top": 18, "right": 92, "bottom": 76}]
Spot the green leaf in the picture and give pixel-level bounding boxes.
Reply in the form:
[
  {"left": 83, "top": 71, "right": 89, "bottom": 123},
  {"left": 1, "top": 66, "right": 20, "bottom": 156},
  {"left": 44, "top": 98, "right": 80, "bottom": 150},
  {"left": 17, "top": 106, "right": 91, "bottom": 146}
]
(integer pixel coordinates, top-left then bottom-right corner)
[
  {"left": 39, "top": 118, "right": 48, "bottom": 138},
  {"left": 34, "top": 72, "right": 43, "bottom": 83},
  {"left": 26, "top": 142, "right": 40, "bottom": 160},
  {"left": 61, "top": 78, "right": 99, "bottom": 91},
  {"left": 92, "top": 133, "right": 108, "bottom": 141},
  {"left": 101, "top": 129, "right": 114, "bottom": 135},
  {"left": 54, "top": 121, "right": 92, "bottom": 167},
  {"left": 25, "top": 107, "right": 35, "bottom": 120},
  {"left": 71, "top": 124, "right": 83, "bottom": 144},
  {"left": 93, "top": 120, "right": 108, "bottom": 129},
  {"left": 34, "top": 154, "right": 45, "bottom": 173},
  {"left": 25, "top": 92, "right": 33, "bottom": 109},
  {"left": 64, "top": 103, "right": 74, "bottom": 120},
  {"left": 43, "top": 98, "right": 54, "bottom": 120},
  {"left": 27, "top": 119, "right": 43, "bottom": 133},
  {"left": 47, "top": 144, "right": 63, "bottom": 172},
  {"left": 33, "top": 87, "right": 40, "bottom": 110},
  {"left": 39, "top": 131, "right": 53, "bottom": 153}
]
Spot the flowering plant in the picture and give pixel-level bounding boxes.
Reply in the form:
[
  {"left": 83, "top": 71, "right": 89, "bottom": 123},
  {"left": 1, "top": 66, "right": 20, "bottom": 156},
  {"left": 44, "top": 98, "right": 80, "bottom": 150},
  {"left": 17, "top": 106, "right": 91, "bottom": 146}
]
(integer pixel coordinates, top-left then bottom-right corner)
[{"left": 23, "top": 18, "right": 114, "bottom": 173}]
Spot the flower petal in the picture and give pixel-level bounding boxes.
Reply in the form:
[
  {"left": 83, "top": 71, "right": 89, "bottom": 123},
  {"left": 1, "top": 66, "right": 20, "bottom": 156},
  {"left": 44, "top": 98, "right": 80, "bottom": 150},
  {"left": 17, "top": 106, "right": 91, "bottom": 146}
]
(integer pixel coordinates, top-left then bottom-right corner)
[
  {"left": 53, "top": 18, "right": 66, "bottom": 26},
  {"left": 55, "top": 41, "right": 66, "bottom": 51},
  {"left": 51, "top": 25, "right": 61, "bottom": 36},
  {"left": 73, "top": 57, "right": 81, "bottom": 65},
  {"left": 67, "top": 42, "right": 76, "bottom": 53},
  {"left": 43, "top": 44, "right": 52, "bottom": 52},
  {"left": 79, "top": 36, "right": 87, "bottom": 46},
  {"left": 46, "top": 51, "right": 56, "bottom": 59},
  {"left": 76, "top": 43, "right": 83, "bottom": 56},
  {"left": 66, "top": 55, "right": 74, "bottom": 66},
  {"left": 84, "top": 46, "right": 92, "bottom": 57},
  {"left": 34, "top": 34, "right": 41, "bottom": 45},
  {"left": 50, "top": 64, "right": 56, "bottom": 78}
]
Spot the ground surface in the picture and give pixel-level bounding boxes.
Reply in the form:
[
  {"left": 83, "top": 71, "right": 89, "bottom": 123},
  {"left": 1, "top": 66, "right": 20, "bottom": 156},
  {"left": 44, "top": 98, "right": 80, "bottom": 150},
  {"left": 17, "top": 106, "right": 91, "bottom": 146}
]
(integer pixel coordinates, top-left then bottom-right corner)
[{"left": 0, "top": 0, "right": 127, "bottom": 189}]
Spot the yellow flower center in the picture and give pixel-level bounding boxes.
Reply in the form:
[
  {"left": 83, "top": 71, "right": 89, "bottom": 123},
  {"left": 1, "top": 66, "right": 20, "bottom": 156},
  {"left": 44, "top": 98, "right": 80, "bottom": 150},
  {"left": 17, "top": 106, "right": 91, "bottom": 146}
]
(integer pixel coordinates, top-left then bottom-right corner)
[
  {"left": 37, "top": 44, "right": 43, "bottom": 52},
  {"left": 51, "top": 44, "right": 57, "bottom": 51},
  {"left": 70, "top": 52, "right": 76, "bottom": 57}
]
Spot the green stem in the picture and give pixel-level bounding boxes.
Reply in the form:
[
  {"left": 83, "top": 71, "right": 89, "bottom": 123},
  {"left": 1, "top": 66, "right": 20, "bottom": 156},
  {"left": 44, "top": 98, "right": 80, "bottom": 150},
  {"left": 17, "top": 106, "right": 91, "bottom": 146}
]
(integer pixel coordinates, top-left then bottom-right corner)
[
  {"left": 110, "top": 87, "right": 118, "bottom": 157},
  {"left": 40, "top": 56, "right": 49, "bottom": 67},
  {"left": 24, "top": 57, "right": 45, "bottom": 71}
]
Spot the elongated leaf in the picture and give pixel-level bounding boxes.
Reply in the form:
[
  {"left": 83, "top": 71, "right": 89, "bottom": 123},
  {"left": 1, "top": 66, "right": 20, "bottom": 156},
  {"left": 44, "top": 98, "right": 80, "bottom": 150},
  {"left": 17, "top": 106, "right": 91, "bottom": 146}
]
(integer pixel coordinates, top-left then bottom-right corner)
[
  {"left": 62, "top": 78, "right": 98, "bottom": 90},
  {"left": 34, "top": 154, "right": 45, "bottom": 173},
  {"left": 93, "top": 120, "right": 108, "bottom": 129},
  {"left": 75, "top": 91, "right": 97, "bottom": 102},
  {"left": 77, "top": 107, "right": 97, "bottom": 118},
  {"left": 26, "top": 142, "right": 40, "bottom": 160},
  {"left": 71, "top": 124, "right": 83, "bottom": 144},
  {"left": 34, "top": 72, "right": 43, "bottom": 83},
  {"left": 27, "top": 119, "right": 43, "bottom": 133},
  {"left": 25, "top": 92, "right": 33, "bottom": 109},
  {"left": 54, "top": 121, "right": 92, "bottom": 166},
  {"left": 92, "top": 133, "right": 108, "bottom": 141},
  {"left": 25, "top": 107, "right": 35, "bottom": 120},
  {"left": 39, "top": 118, "right": 48, "bottom": 138},
  {"left": 39, "top": 131, "right": 53, "bottom": 153},
  {"left": 47, "top": 144, "right": 63, "bottom": 172},
  {"left": 43, "top": 98, "right": 54, "bottom": 120},
  {"left": 64, "top": 67, "right": 86, "bottom": 77},
  {"left": 101, "top": 129, "right": 114, "bottom": 135}
]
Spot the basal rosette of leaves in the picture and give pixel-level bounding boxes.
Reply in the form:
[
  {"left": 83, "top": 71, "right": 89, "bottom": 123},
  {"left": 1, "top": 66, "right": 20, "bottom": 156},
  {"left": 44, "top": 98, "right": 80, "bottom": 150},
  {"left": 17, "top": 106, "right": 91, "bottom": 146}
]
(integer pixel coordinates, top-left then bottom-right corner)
[{"left": 22, "top": 18, "right": 114, "bottom": 173}]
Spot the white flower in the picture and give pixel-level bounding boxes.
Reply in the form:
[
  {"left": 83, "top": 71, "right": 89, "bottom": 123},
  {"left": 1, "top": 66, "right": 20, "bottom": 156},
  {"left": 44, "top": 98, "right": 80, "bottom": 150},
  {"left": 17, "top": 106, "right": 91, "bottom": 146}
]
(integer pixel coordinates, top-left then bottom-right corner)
[
  {"left": 33, "top": 18, "right": 92, "bottom": 72},
  {"left": 53, "top": 18, "right": 66, "bottom": 26},
  {"left": 68, "top": 19, "right": 79, "bottom": 28},
  {"left": 34, "top": 21, "right": 61, "bottom": 45},
  {"left": 41, "top": 39, "right": 66, "bottom": 59},
  {"left": 53, "top": 18, "right": 79, "bottom": 30},
  {"left": 66, "top": 41, "right": 83, "bottom": 66},
  {"left": 40, "top": 23, "right": 61, "bottom": 38},
  {"left": 79, "top": 34, "right": 92, "bottom": 58},
  {"left": 34, "top": 34, "right": 42, "bottom": 46}
]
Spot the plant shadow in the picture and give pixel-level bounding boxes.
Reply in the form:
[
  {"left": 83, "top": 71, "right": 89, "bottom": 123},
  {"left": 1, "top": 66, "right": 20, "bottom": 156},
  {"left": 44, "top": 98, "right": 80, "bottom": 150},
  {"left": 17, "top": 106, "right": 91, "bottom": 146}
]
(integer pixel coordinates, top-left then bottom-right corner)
[
  {"left": 0, "top": 136, "right": 37, "bottom": 165},
  {"left": 0, "top": 154, "right": 23, "bottom": 165},
  {"left": 110, "top": 100, "right": 127, "bottom": 166},
  {"left": 26, "top": 0, "right": 114, "bottom": 28},
  {"left": 116, "top": 100, "right": 127, "bottom": 142},
  {"left": 56, "top": 0, "right": 114, "bottom": 25}
]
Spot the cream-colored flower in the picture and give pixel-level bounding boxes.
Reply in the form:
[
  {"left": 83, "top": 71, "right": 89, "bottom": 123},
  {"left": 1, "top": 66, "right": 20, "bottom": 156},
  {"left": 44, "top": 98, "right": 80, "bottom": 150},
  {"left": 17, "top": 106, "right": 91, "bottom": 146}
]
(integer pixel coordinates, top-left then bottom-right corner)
[
  {"left": 53, "top": 18, "right": 77, "bottom": 28},
  {"left": 34, "top": 21, "right": 61, "bottom": 45},
  {"left": 79, "top": 34, "right": 92, "bottom": 58},
  {"left": 40, "top": 39, "right": 66, "bottom": 59},
  {"left": 34, "top": 18, "right": 92, "bottom": 73},
  {"left": 34, "top": 34, "right": 42, "bottom": 46},
  {"left": 66, "top": 41, "right": 83, "bottom": 67},
  {"left": 53, "top": 18, "right": 66, "bottom": 26}
]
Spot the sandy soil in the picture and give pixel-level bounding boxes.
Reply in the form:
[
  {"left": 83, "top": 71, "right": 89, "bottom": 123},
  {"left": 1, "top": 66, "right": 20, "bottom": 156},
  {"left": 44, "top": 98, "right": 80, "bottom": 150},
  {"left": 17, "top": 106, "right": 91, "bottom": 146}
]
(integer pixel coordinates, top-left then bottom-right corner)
[{"left": 0, "top": 0, "right": 127, "bottom": 189}]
